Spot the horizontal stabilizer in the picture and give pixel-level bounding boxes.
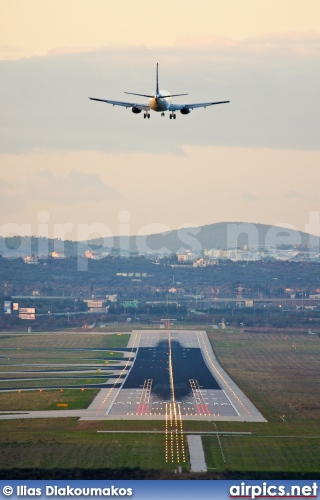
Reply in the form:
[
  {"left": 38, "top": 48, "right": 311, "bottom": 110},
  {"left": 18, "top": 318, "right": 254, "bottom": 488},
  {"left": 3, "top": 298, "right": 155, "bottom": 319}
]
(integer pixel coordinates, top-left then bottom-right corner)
[
  {"left": 125, "top": 92, "right": 188, "bottom": 99},
  {"left": 162, "top": 93, "right": 188, "bottom": 98},
  {"left": 124, "top": 92, "right": 154, "bottom": 98}
]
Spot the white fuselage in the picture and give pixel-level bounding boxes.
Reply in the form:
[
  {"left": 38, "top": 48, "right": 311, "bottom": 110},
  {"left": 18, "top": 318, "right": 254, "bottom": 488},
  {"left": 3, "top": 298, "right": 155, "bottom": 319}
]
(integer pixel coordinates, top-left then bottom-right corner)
[{"left": 149, "top": 90, "right": 172, "bottom": 112}]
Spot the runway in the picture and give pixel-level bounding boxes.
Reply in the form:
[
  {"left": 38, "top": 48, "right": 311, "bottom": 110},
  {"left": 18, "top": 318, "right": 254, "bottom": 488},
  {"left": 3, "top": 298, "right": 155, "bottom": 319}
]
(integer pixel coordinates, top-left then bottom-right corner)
[
  {"left": 107, "top": 330, "right": 236, "bottom": 417},
  {"left": 87, "top": 330, "right": 266, "bottom": 422}
]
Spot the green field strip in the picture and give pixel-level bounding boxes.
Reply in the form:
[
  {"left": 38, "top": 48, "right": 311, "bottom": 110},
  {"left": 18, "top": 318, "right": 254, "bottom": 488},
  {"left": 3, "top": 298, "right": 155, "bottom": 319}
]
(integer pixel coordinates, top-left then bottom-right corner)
[
  {"left": 0, "top": 434, "right": 188, "bottom": 471},
  {"left": 0, "top": 333, "right": 130, "bottom": 350},
  {"left": 0, "top": 378, "right": 108, "bottom": 389},
  {"left": 203, "top": 434, "right": 320, "bottom": 473},
  {"left": 0, "top": 390, "right": 100, "bottom": 411},
  {"left": 0, "top": 350, "right": 124, "bottom": 359},
  {"left": 0, "top": 371, "right": 112, "bottom": 379}
]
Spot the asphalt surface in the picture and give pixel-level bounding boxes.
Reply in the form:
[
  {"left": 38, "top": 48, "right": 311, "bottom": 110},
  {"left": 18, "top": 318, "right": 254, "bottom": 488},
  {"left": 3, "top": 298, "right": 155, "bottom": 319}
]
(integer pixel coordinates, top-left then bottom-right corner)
[
  {"left": 107, "top": 330, "right": 238, "bottom": 418},
  {"left": 123, "top": 339, "right": 221, "bottom": 399}
]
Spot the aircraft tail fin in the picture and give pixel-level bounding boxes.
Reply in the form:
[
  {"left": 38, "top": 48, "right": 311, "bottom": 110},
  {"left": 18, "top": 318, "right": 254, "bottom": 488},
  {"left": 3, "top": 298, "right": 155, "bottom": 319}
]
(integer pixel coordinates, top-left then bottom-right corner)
[
  {"left": 124, "top": 64, "right": 188, "bottom": 99},
  {"left": 156, "top": 62, "right": 159, "bottom": 96}
]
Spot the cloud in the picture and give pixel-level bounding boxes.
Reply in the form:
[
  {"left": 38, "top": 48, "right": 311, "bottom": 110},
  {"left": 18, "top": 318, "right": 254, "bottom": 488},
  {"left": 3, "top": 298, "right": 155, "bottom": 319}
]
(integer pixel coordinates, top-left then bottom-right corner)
[
  {"left": 31, "top": 170, "right": 123, "bottom": 204},
  {"left": 48, "top": 47, "right": 98, "bottom": 56},
  {"left": 0, "top": 44, "right": 23, "bottom": 59},
  {"left": 285, "top": 190, "right": 305, "bottom": 199},
  {"left": 242, "top": 192, "right": 258, "bottom": 203},
  {"left": 175, "top": 32, "right": 320, "bottom": 59},
  {"left": 0, "top": 179, "right": 26, "bottom": 214},
  {"left": 0, "top": 35, "right": 319, "bottom": 155},
  {"left": 0, "top": 170, "right": 122, "bottom": 214}
]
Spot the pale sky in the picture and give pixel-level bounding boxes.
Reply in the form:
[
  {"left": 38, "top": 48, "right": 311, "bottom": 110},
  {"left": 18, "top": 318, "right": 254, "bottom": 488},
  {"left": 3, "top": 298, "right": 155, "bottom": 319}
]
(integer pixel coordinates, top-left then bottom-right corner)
[{"left": 1, "top": 0, "right": 320, "bottom": 240}]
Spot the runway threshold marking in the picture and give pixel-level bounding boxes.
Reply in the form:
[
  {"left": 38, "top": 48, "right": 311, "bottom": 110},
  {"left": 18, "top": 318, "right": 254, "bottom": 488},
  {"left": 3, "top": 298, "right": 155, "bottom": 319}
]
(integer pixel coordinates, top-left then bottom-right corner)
[
  {"left": 165, "top": 330, "right": 186, "bottom": 465},
  {"left": 190, "top": 379, "right": 211, "bottom": 415},
  {"left": 136, "top": 379, "right": 153, "bottom": 415}
]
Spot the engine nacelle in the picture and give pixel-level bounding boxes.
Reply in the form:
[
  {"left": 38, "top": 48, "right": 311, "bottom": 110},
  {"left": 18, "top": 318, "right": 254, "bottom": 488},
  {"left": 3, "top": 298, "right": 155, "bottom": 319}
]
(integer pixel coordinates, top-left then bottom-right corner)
[
  {"left": 131, "top": 106, "right": 142, "bottom": 114},
  {"left": 180, "top": 107, "right": 191, "bottom": 115}
]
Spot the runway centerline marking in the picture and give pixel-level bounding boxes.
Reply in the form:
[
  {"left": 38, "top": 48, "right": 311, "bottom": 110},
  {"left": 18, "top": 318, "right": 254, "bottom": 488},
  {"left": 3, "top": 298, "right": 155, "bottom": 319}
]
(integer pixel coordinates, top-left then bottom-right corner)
[{"left": 165, "top": 329, "right": 186, "bottom": 465}]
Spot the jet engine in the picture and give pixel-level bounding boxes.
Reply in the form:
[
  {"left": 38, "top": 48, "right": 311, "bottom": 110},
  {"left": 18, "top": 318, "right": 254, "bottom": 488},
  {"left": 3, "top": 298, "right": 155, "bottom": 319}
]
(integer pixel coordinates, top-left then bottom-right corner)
[
  {"left": 131, "top": 106, "right": 142, "bottom": 114},
  {"left": 180, "top": 107, "right": 191, "bottom": 115}
]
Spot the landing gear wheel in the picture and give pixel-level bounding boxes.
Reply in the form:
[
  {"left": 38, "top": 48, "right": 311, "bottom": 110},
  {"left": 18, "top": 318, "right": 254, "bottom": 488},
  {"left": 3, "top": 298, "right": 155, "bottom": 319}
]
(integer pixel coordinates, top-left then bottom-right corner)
[
  {"left": 144, "top": 113, "right": 146, "bottom": 119},
  {"left": 148, "top": 113, "right": 150, "bottom": 119},
  {"left": 173, "top": 114, "right": 176, "bottom": 119},
  {"left": 169, "top": 115, "right": 172, "bottom": 119}
]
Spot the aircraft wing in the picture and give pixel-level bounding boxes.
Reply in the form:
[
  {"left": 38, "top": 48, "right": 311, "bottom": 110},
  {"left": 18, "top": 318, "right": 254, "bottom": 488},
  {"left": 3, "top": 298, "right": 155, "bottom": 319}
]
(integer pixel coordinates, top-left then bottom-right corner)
[
  {"left": 89, "top": 97, "right": 150, "bottom": 111},
  {"left": 169, "top": 100, "right": 230, "bottom": 111}
]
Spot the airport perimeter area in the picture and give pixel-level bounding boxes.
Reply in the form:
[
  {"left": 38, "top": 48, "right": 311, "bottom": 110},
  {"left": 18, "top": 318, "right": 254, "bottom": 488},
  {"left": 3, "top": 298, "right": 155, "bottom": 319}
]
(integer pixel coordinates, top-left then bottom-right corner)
[{"left": 0, "top": 330, "right": 266, "bottom": 422}]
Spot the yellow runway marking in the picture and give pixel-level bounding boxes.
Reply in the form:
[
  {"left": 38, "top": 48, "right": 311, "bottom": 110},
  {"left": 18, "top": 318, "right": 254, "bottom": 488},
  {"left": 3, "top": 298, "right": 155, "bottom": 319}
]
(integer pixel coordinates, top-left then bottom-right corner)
[{"left": 165, "top": 330, "right": 186, "bottom": 465}]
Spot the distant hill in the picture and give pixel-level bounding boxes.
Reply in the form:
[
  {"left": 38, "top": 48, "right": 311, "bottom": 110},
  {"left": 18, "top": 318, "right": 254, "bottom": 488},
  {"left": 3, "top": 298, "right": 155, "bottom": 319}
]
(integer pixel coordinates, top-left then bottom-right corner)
[
  {"left": 89, "top": 221, "right": 318, "bottom": 255},
  {"left": 0, "top": 222, "right": 317, "bottom": 258},
  {"left": 0, "top": 236, "right": 104, "bottom": 259}
]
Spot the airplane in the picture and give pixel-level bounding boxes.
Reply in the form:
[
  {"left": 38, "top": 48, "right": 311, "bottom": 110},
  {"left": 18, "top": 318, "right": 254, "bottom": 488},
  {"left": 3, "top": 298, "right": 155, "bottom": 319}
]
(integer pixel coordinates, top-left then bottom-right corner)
[{"left": 89, "top": 63, "right": 230, "bottom": 120}]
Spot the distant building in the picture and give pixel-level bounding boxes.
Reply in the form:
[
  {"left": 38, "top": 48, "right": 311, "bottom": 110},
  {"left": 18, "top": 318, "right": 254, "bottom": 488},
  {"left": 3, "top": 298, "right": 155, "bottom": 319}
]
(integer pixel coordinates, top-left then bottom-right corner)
[
  {"left": 51, "top": 251, "right": 65, "bottom": 259},
  {"left": 23, "top": 255, "right": 38, "bottom": 265},
  {"left": 193, "top": 258, "right": 219, "bottom": 268},
  {"left": 84, "top": 299, "right": 105, "bottom": 312},
  {"left": 106, "top": 294, "right": 118, "bottom": 302},
  {"left": 85, "top": 250, "right": 102, "bottom": 260},
  {"left": 177, "top": 250, "right": 196, "bottom": 262},
  {"left": 177, "top": 254, "right": 188, "bottom": 262}
]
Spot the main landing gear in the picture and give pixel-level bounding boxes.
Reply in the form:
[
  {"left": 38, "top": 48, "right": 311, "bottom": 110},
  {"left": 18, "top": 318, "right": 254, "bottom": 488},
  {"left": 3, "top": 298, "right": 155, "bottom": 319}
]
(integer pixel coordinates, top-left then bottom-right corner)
[
  {"left": 169, "top": 113, "right": 176, "bottom": 120},
  {"left": 144, "top": 112, "right": 150, "bottom": 119}
]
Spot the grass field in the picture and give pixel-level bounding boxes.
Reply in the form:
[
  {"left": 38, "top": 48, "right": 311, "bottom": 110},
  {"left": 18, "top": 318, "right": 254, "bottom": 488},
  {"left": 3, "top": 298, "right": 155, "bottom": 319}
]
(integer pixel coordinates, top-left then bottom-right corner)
[
  {"left": 0, "top": 389, "right": 100, "bottom": 411},
  {"left": 202, "top": 434, "right": 320, "bottom": 473},
  {"left": 0, "top": 378, "right": 108, "bottom": 389},
  {"left": 1, "top": 350, "right": 123, "bottom": 360},
  {"left": 0, "top": 358, "right": 120, "bottom": 366},
  {"left": 0, "top": 371, "right": 112, "bottom": 379},
  {"left": 0, "top": 333, "right": 130, "bottom": 349},
  {"left": 201, "top": 330, "right": 320, "bottom": 474},
  {"left": 0, "top": 332, "right": 128, "bottom": 392},
  {"left": 207, "top": 330, "right": 320, "bottom": 422},
  {"left": 0, "top": 418, "right": 187, "bottom": 472},
  {"left": 0, "top": 366, "right": 115, "bottom": 373}
]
